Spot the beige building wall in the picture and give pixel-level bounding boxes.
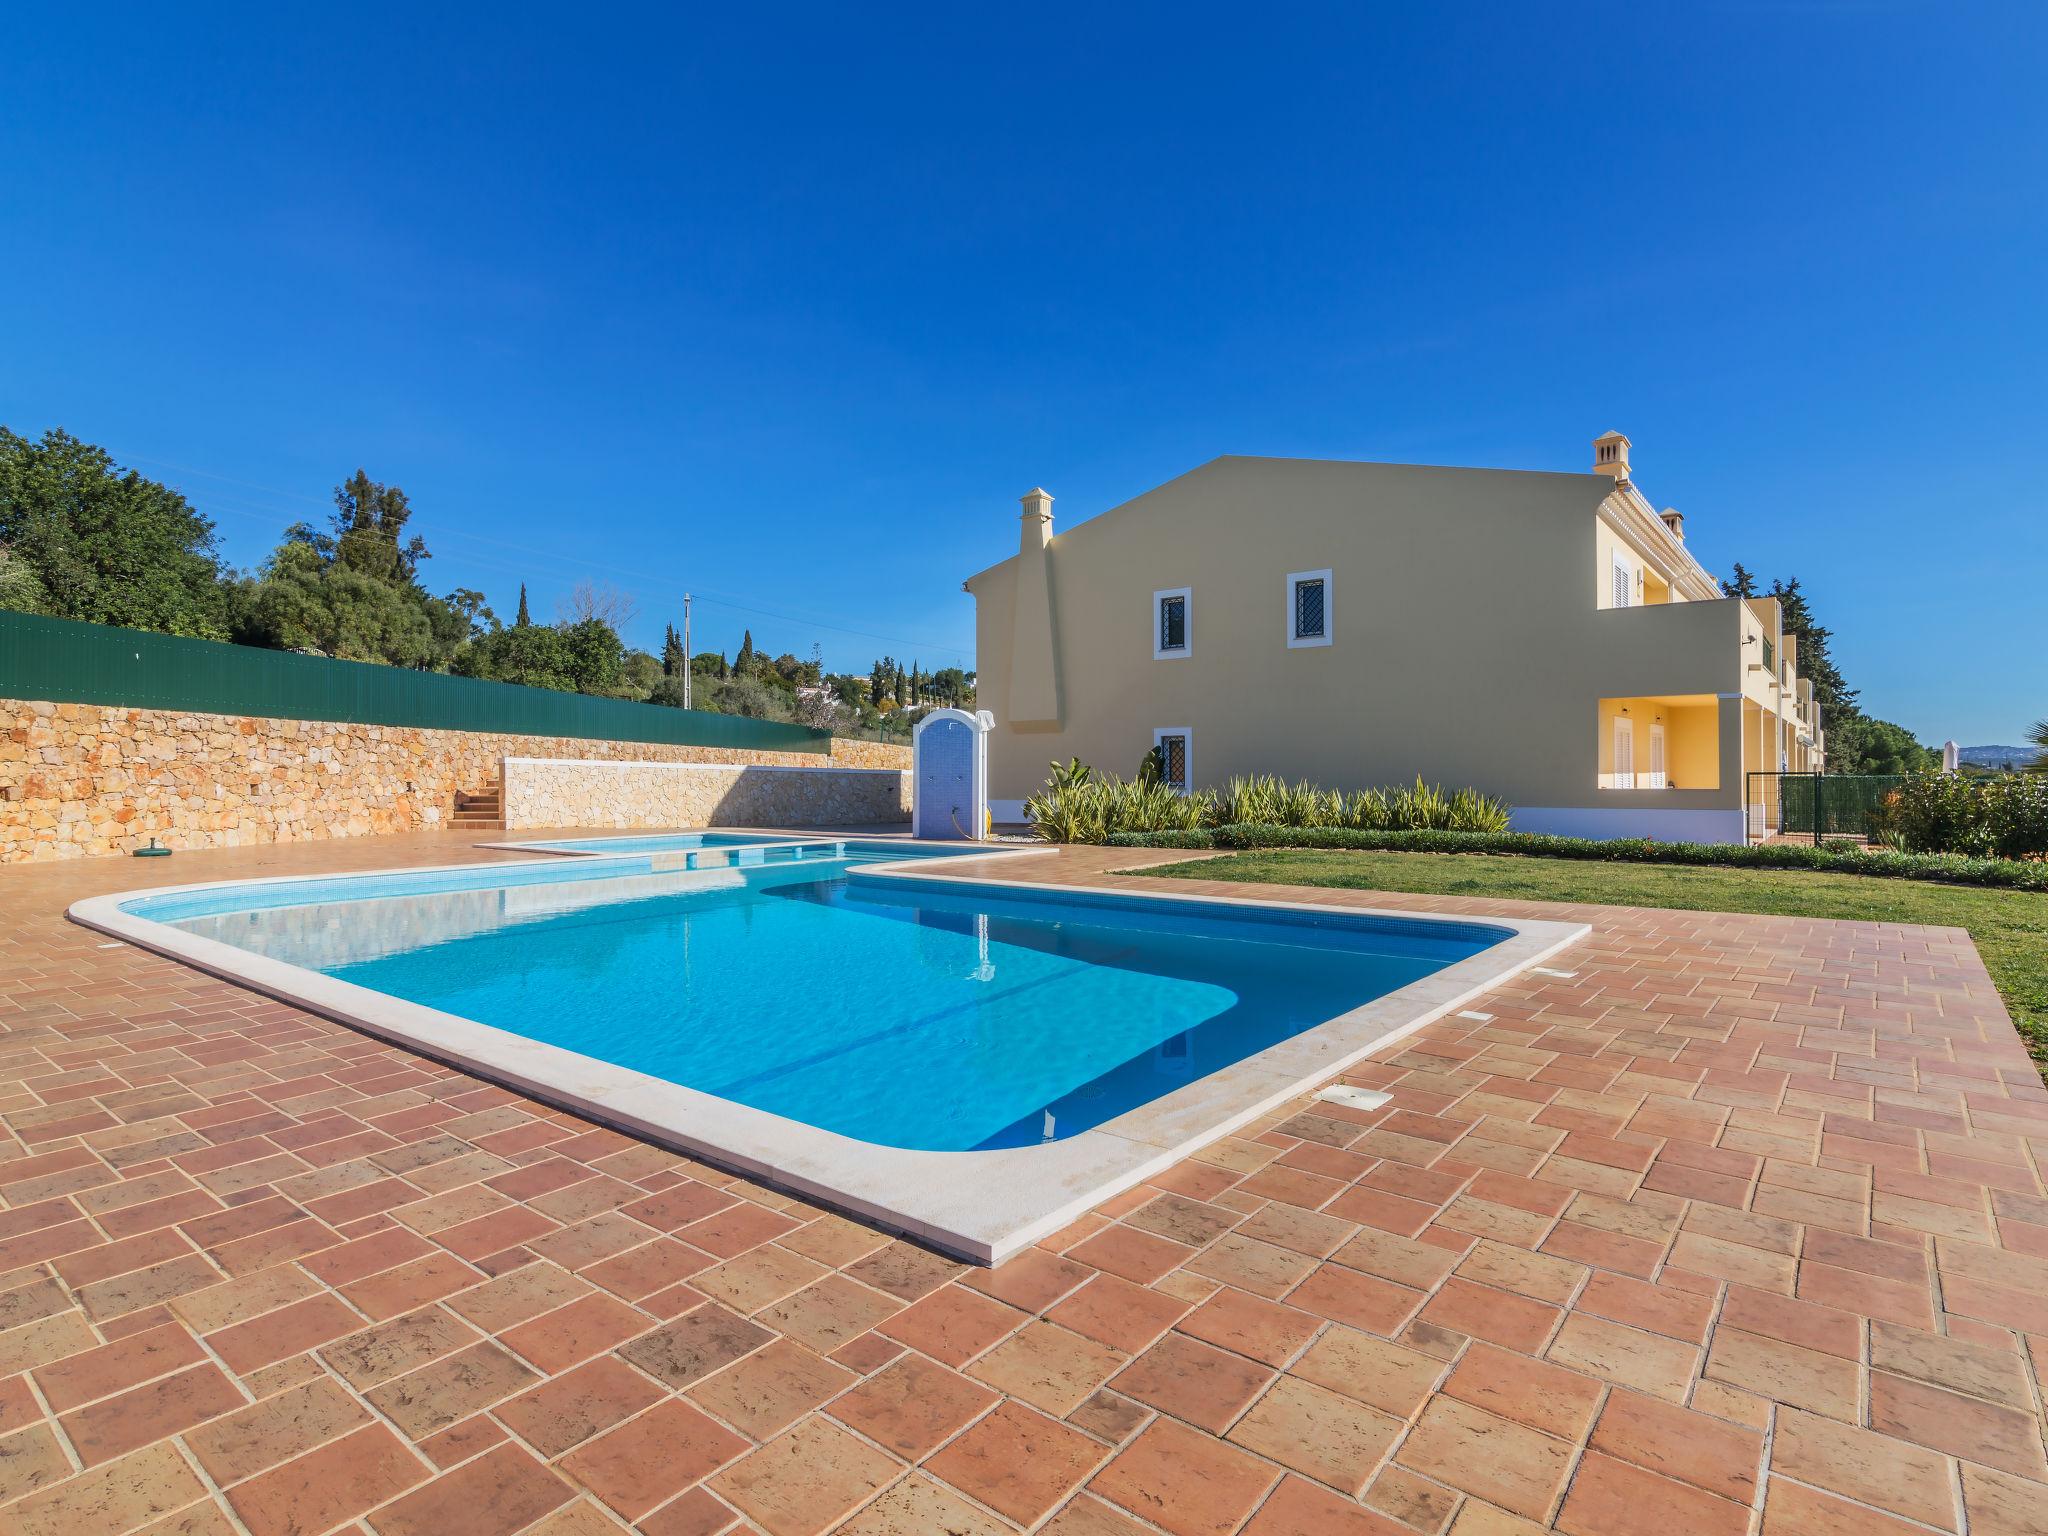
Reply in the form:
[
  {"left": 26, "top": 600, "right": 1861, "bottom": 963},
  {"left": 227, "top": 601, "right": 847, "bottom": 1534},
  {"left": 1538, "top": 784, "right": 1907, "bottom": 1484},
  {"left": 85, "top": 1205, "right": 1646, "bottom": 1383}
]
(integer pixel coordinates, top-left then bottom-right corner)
[{"left": 968, "top": 450, "right": 1816, "bottom": 842}]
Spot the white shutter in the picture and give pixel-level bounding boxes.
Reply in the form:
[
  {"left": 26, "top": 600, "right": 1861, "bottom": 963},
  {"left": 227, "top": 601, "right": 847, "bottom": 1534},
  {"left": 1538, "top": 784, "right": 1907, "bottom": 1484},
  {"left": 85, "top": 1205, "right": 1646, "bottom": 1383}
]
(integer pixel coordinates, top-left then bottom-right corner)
[
  {"left": 1613, "top": 717, "right": 1634, "bottom": 789},
  {"left": 1647, "top": 723, "right": 1666, "bottom": 789},
  {"left": 1611, "top": 558, "right": 1633, "bottom": 609}
]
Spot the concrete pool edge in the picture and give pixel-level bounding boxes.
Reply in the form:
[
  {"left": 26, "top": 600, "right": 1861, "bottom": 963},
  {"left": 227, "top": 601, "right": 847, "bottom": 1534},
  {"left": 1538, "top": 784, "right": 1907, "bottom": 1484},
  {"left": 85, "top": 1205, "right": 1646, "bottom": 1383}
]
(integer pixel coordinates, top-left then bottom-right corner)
[{"left": 67, "top": 844, "right": 1589, "bottom": 1264}]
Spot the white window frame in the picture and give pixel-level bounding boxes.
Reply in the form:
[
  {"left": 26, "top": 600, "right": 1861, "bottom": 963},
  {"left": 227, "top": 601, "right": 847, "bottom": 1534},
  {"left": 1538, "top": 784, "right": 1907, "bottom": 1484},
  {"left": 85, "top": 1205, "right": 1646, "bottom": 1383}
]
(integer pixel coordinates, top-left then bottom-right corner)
[
  {"left": 1610, "top": 551, "right": 1638, "bottom": 610},
  {"left": 1611, "top": 715, "right": 1635, "bottom": 789},
  {"left": 1285, "top": 568, "right": 1333, "bottom": 649},
  {"left": 1646, "top": 721, "right": 1667, "bottom": 789},
  {"left": 1152, "top": 727, "right": 1193, "bottom": 795},
  {"left": 1153, "top": 587, "right": 1191, "bottom": 660}
]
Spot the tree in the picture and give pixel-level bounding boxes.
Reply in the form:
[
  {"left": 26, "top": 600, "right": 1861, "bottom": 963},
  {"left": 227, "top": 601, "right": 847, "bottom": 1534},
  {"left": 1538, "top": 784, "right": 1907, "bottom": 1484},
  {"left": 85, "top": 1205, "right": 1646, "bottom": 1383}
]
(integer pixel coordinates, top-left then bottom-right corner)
[
  {"left": 0, "top": 427, "right": 228, "bottom": 637},
  {"left": 2027, "top": 719, "right": 2048, "bottom": 773},
  {"left": 1768, "top": 577, "right": 1856, "bottom": 724},
  {"left": 661, "top": 623, "right": 685, "bottom": 678},
  {"left": 230, "top": 539, "right": 443, "bottom": 666},
  {"left": 328, "top": 470, "right": 427, "bottom": 584},
  {"left": 559, "top": 579, "right": 636, "bottom": 630},
  {"left": 233, "top": 468, "right": 466, "bottom": 669},
  {"left": 515, "top": 584, "right": 531, "bottom": 626},
  {"left": 1720, "top": 563, "right": 1758, "bottom": 600},
  {"left": 446, "top": 588, "right": 495, "bottom": 641},
  {"left": 1829, "top": 716, "right": 1937, "bottom": 776},
  {"left": 735, "top": 629, "right": 756, "bottom": 674}
]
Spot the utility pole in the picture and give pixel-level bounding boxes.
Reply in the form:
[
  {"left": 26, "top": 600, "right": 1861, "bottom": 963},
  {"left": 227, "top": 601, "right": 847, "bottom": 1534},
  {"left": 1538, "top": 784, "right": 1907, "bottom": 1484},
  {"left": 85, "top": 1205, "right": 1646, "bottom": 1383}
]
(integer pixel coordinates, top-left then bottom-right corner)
[{"left": 682, "top": 593, "right": 693, "bottom": 710}]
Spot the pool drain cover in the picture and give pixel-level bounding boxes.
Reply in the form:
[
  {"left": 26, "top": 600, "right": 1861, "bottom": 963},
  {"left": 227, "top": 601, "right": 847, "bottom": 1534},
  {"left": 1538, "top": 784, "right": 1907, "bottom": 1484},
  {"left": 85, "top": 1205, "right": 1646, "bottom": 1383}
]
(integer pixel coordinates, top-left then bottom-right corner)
[{"left": 1317, "top": 1085, "right": 1392, "bottom": 1111}]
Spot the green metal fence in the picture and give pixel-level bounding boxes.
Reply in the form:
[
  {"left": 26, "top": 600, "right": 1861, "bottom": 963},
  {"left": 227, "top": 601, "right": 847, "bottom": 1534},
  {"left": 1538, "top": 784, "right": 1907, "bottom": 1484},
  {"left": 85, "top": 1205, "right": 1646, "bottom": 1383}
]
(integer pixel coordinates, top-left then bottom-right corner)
[
  {"left": 0, "top": 610, "right": 830, "bottom": 755},
  {"left": 1747, "top": 771, "right": 1909, "bottom": 844}
]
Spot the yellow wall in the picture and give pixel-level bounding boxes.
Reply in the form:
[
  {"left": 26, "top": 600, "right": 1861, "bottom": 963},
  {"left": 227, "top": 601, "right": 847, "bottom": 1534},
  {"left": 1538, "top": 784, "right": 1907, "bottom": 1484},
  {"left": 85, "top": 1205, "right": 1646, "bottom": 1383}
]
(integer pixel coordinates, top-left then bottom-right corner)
[{"left": 969, "top": 456, "right": 1748, "bottom": 814}]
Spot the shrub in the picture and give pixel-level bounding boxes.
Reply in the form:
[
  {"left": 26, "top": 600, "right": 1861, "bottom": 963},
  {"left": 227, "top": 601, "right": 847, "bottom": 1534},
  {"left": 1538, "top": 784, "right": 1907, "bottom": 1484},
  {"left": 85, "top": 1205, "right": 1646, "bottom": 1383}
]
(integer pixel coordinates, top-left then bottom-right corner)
[
  {"left": 1101, "top": 824, "right": 2048, "bottom": 890},
  {"left": 1884, "top": 772, "right": 2048, "bottom": 859},
  {"left": 1207, "top": 773, "right": 1509, "bottom": 834}
]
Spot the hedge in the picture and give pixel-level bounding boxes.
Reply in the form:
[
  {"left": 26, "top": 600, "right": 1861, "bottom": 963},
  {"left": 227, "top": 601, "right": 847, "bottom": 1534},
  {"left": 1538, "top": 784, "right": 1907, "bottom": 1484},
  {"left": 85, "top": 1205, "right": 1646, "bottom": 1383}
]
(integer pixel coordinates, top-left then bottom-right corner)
[{"left": 1103, "top": 824, "right": 2048, "bottom": 891}]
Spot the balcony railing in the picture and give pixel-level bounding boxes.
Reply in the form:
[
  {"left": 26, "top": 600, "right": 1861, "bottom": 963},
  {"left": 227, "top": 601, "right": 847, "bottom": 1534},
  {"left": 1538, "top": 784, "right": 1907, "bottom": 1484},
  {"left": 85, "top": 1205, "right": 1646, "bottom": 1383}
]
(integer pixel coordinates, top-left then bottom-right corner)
[
  {"left": 1598, "top": 772, "right": 1669, "bottom": 790},
  {"left": 1762, "top": 637, "right": 1775, "bottom": 673}
]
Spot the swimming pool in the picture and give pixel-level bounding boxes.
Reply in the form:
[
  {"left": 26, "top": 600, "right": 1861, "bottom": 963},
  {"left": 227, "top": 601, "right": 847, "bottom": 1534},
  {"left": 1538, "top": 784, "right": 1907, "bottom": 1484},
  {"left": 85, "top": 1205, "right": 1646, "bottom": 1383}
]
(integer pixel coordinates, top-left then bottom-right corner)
[{"left": 76, "top": 842, "right": 1587, "bottom": 1259}]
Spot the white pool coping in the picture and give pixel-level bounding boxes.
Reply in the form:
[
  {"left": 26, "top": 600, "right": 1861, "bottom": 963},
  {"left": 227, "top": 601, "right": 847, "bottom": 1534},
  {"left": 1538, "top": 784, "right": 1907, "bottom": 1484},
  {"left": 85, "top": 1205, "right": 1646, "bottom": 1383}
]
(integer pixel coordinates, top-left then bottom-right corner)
[{"left": 68, "top": 834, "right": 1587, "bottom": 1264}]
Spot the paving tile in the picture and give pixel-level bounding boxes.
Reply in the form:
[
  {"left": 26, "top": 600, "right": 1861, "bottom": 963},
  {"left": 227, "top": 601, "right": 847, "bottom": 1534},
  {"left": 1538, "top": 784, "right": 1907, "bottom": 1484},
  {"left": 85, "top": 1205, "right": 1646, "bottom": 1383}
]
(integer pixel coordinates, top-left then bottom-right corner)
[
  {"left": 968, "top": 1319, "right": 1126, "bottom": 1416},
  {"left": 1088, "top": 1415, "right": 1279, "bottom": 1536},
  {"left": 32, "top": 1320, "right": 205, "bottom": 1411},
  {"left": 559, "top": 1397, "right": 749, "bottom": 1521},
  {"left": 1704, "top": 1327, "right": 1860, "bottom": 1420},
  {"left": 497, "top": 1291, "right": 650, "bottom": 1373},
  {"left": 836, "top": 1472, "right": 1010, "bottom": 1536},
  {"left": 58, "top": 1361, "right": 246, "bottom": 1466},
  {"left": 227, "top": 1422, "right": 429, "bottom": 1536},
  {"left": 1868, "top": 1370, "right": 2048, "bottom": 1481},
  {"left": 1587, "top": 1390, "right": 1761, "bottom": 1502},
  {"left": 1111, "top": 1332, "right": 1275, "bottom": 1433},
  {"left": 685, "top": 1335, "right": 854, "bottom": 1439},
  {"left": 710, "top": 1418, "right": 897, "bottom": 1535},
  {"left": 616, "top": 1302, "right": 771, "bottom": 1390},
  {"left": 322, "top": 1304, "right": 479, "bottom": 1389},
  {"left": 1545, "top": 1313, "right": 1699, "bottom": 1403},
  {"left": 1048, "top": 1274, "right": 1191, "bottom": 1352},
  {"left": 1557, "top": 1450, "right": 1751, "bottom": 1536},
  {"left": 495, "top": 1354, "right": 666, "bottom": 1456},
  {"left": 1768, "top": 1405, "right": 1957, "bottom": 1530},
  {"left": 1291, "top": 1326, "right": 1446, "bottom": 1418},
  {"left": 1443, "top": 1342, "right": 1602, "bottom": 1441},
  {"left": 367, "top": 1339, "right": 540, "bottom": 1440},
  {"left": 4, "top": 1441, "right": 209, "bottom": 1536},
  {"left": 367, "top": 1441, "right": 575, "bottom": 1536},
  {"left": 8, "top": 831, "right": 2047, "bottom": 1536},
  {"left": 185, "top": 1373, "right": 373, "bottom": 1484},
  {"left": 874, "top": 1284, "right": 1024, "bottom": 1366},
  {"left": 1760, "top": 1475, "right": 1934, "bottom": 1536},
  {"left": 1228, "top": 1374, "right": 1402, "bottom": 1495},
  {"left": 827, "top": 1350, "right": 996, "bottom": 1459},
  {"left": 1396, "top": 1398, "right": 1575, "bottom": 1523}
]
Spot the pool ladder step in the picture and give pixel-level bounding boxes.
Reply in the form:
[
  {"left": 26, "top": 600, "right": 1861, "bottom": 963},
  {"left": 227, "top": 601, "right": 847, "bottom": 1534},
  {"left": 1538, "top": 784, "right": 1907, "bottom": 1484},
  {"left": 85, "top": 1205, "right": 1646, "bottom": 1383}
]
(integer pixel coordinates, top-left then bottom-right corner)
[{"left": 450, "top": 787, "right": 504, "bottom": 831}]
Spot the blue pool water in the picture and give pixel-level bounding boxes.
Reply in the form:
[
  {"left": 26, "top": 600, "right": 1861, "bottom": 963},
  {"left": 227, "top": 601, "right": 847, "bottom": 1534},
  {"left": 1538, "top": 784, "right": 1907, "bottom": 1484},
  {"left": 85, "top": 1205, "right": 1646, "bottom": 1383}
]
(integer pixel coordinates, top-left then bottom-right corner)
[{"left": 131, "top": 850, "right": 1505, "bottom": 1152}]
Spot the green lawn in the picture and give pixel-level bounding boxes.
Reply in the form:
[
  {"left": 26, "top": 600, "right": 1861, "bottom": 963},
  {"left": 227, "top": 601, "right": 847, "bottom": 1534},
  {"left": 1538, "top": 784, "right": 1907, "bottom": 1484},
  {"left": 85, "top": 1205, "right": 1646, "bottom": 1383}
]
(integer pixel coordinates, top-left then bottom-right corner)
[{"left": 1141, "top": 848, "right": 2048, "bottom": 1071}]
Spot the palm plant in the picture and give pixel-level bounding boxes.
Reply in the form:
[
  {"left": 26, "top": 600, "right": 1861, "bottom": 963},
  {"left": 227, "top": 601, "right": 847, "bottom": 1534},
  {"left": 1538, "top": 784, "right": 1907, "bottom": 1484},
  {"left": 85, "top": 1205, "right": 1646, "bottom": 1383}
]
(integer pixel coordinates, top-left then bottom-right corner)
[{"left": 2029, "top": 719, "right": 2048, "bottom": 773}]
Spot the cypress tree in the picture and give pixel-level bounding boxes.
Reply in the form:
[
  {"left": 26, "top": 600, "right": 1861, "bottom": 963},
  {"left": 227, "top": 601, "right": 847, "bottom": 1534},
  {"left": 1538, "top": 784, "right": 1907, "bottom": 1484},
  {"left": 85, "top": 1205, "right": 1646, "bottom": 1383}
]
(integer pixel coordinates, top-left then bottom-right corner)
[{"left": 515, "top": 584, "right": 531, "bottom": 626}]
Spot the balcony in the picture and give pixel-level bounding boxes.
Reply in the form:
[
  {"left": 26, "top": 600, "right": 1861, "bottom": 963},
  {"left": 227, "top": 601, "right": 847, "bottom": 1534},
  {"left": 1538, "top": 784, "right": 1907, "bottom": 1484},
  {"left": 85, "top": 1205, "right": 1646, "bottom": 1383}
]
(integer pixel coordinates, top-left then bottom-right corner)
[{"left": 1598, "top": 696, "right": 1722, "bottom": 791}]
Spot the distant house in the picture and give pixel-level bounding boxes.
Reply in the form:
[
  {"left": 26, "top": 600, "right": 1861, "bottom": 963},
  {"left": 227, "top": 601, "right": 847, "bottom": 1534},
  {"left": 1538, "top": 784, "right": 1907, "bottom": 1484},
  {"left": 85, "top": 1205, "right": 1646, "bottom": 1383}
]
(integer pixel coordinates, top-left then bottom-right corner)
[{"left": 965, "top": 433, "right": 1824, "bottom": 842}]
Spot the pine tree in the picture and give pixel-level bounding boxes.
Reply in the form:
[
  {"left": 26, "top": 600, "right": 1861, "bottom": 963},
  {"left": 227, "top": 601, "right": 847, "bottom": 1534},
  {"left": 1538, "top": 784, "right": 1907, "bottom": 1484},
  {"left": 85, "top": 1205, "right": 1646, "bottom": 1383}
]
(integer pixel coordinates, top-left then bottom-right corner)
[
  {"left": 1720, "top": 563, "right": 1757, "bottom": 600},
  {"left": 515, "top": 584, "right": 531, "bottom": 627},
  {"left": 1769, "top": 576, "right": 1857, "bottom": 721}
]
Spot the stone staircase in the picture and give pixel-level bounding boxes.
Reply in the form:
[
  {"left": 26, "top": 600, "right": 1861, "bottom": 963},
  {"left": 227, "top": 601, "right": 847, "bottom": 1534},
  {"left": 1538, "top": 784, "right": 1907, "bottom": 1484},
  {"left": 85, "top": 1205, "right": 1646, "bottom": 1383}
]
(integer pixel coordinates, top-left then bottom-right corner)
[{"left": 450, "top": 787, "right": 503, "bottom": 831}]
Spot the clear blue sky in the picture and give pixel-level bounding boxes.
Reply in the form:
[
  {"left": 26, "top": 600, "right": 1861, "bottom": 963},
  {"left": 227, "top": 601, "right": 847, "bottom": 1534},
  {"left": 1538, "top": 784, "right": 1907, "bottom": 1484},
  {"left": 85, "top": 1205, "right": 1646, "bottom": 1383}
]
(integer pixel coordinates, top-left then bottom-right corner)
[{"left": 5, "top": 4, "right": 2042, "bottom": 742}]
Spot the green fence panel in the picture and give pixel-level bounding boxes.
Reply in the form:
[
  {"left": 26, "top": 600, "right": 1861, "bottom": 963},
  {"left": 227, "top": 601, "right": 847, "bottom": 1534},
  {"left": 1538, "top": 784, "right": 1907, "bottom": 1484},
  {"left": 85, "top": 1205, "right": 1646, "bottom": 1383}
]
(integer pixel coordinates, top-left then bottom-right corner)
[
  {"left": 1777, "top": 773, "right": 1909, "bottom": 839},
  {"left": 0, "top": 610, "right": 830, "bottom": 755}
]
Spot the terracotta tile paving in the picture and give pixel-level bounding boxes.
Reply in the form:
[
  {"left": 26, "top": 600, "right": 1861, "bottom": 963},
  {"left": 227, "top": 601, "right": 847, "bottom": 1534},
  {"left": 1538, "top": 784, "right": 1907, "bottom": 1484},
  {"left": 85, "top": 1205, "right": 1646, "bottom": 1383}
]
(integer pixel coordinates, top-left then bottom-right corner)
[{"left": 0, "top": 830, "right": 2045, "bottom": 1534}]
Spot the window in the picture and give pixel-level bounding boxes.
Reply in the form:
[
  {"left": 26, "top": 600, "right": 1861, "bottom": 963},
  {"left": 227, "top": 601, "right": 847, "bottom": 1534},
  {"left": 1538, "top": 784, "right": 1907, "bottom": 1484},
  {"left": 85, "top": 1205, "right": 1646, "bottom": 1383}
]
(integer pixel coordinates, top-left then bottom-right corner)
[
  {"left": 1646, "top": 722, "right": 1667, "bottom": 789},
  {"left": 1153, "top": 587, "right": 1191, "bottom": 659},
  {"left": 1612, "top": 716, "right": 1634, "bottom": 789},
  {"left": 1153, "top": 727, "right": 1191, "bottom": 794},
  {"left": 1285, "top": 568, "right": 1333, "bottom": 648},
  {"left": 1610, "top": 553, "right": 1636, "bottom": 609}
]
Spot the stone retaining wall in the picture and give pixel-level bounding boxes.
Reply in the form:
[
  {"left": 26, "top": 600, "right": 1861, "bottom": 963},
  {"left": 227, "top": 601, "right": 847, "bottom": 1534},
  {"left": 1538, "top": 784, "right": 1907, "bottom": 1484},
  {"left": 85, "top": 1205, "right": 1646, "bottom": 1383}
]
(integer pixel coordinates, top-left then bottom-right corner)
[
  {"left": 0, "top": 698, "right": 911, "bottom": 862},
  {"left": 501, "top": 757, "right": 910, "bottom": 830}
]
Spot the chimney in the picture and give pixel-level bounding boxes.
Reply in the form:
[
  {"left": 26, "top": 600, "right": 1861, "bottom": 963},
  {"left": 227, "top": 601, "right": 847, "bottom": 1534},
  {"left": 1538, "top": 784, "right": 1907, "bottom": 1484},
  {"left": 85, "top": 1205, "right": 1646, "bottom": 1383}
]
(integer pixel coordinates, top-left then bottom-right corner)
[
  {"left": 1019, "top": 487, "right": 1053, "bottom": 552},
  {"left": 1592, "top": 430, "right": 1631, "bottom": 484},
  {"left": 1658, "top": 508, "right": 1685, "bottom": 541}
]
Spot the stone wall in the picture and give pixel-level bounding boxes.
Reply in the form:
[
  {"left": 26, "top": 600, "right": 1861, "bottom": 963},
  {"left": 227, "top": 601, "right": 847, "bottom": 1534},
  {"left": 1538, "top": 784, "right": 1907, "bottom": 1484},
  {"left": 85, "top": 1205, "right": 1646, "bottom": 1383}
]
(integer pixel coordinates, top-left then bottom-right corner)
[
  {"left": 0, "top": 698, "right": 911, "bottom": 862},
  {"left": 501, "top": 758, "right": 910, "bottom": 830}
]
